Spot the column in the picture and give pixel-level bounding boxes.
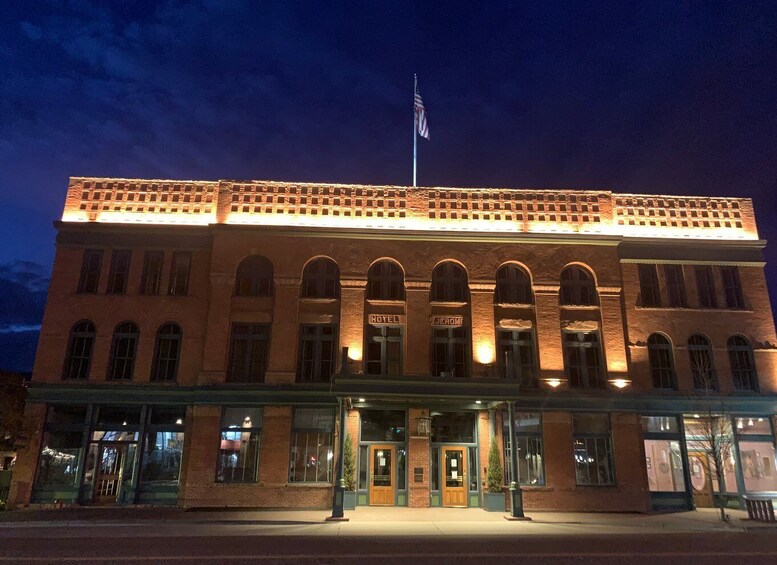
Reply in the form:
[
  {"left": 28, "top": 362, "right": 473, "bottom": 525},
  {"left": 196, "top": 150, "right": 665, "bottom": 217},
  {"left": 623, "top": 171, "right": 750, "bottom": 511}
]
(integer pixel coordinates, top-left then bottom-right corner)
[
  {"left": 7, "top": 403, "right": 46, "bottom": 509},
  {"left": 339, "top": 279, "right": 366, "bottom": 372},
  {"left": 265, "top": 277, "right": 301, "bottom": 384},
  {"left": 408, "top": 407, "right": 431, "bottom": 507},
  {"left": 470, "top": 282, "right": 496, "bottom": 378},
  {"left": 199, "top": 272, "right": 233, "bottom": 384},
  {"left": 405, "top": 281, "right": 431, "bottom": 376},
  {"left": 533, "top": 284, "right": 565, "bottom": 382},
  {"left": 598, "top": 286, "right": 628, "bottom": 383}
]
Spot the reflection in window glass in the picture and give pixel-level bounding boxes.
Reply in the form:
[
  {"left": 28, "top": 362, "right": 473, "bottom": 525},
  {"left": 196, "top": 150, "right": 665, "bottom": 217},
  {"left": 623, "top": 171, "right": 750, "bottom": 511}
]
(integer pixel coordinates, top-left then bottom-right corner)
[
  {"left": 288, "top": 408, "right": 334, "bottom": 483},
  {"left": 360, "top": 410, "right": 406, "bottom": 442},
  {"left": 468, "top": 446, "right": 478, "bottom": 492},
  {"left": 739, "top": 441, "right": 777, "bottom": 493},
  {"left": 431, "top": 447, "right": 439, "bottom": 491},
  {"left": 734, "top": 417, "right": 772, "bottom": 436},
  {"left": 397, "top": 447, "right": 406, "bottom": 490},
  {"left": 431, "top": 412, "right": 476, "bottom": 443},
  {"left": 358, "top": 445, "right": 368, "bottom": 490},
  {"left": 641, "top": 416, "right": 680, "bottom": 434},
  {"left": 35, "top": 432, "right": 83, "bottom": 486},
  {"left": 217, "top": 407, "right": 261, "bottom": 482},
  {"left": 644, "top": 439, "right": 685, "bottom": 492},
  {"left": 573, "top": 414, "right": 614, "bottom": 486},
  {"left": 141, "top": 431, "right": 184, "bottom": 482}
]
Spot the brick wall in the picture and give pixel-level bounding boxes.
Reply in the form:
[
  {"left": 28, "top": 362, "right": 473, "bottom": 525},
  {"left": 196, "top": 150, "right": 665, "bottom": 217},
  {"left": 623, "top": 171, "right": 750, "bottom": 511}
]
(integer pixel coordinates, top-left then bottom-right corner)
[
  {"left": 7, "top": 403, "right": 46, "bottom": 509},
  {"left": 408, "top": 408, "right": 430, "bottom": 507}
]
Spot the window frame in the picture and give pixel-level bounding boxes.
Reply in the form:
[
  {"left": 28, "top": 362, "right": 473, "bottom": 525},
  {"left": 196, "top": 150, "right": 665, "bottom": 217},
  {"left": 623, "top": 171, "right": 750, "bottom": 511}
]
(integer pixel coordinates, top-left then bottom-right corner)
[
  {"left": 495, "top": 264, "right": 533, "bottom": 304},
  {"left": 572, "top": 413, "right": 615, "bottom": 487},
  {"left": 301, "top": 258, "right": 340, "bottom": 299},
  {"left": 365, "top": 324, "right": 403, "bottom": 376},
  {"left": 106, "top": 249, "right": 132, "bottom": 295},
  {"left": 694, "top": 265, "right": 718, "bottom": 308},
  {"left": 62, "top": 320, "right": 96, "bottom": 380},
  {"left": 431, "top": 326, "right": 470, "bottom": 378},
  {"left": 167, "top": 251, "right": 192, "bottom": 296},
  {"left": 721, "top": 266, "right": 745, "bottom": 309},
  {"left": 560, "top": 266, "right": 598, "bottom": 306},
  {"left": 663, "top": 264, "right": 688, "bottom": 307},
  {"left": 140, "top": 250, "right": 164, "bottom": 295},
  {"left": 688, "top": 334, "right": 718, "bottom": 391},
  {"left": 297, "top": 324, "right": 338, "bottom": 383},
  {"left": 288, "top": 407, "right": 335, "bottom": 484},
  {"left": 367, "top": 260, "right": 405, "bottom": 301},
  {"left": 502, "top": 411, "right": 545, "bottom": 486},
  {"left": 216, "top": 407, "right": 262, "bottom": 483},
  {"left": 77, "top": 249, "right": 103, "bottom": 294},
  {"left": 728, "top": 335, "right": 758, "bottom": 392},
  {"left": 647, "top": 333, "right": 677, "bottom": 390},
  {"left": 107, "top": 322, "right": 139, "bottom": 381},
  {"left": 637, "top": 264, "right": 661, "bottom": 307},
  {"left": 431, "top": 262, "right": 469, "bottom": 302},
  {"left": 563, "top": 331, "right": 606, "bottom": 389},
  {"left": 151, "top": 323, "right": 182, "bottom": 382},
  {"left": 234, "top": 255, "right": 274, "bottom": 297},
  {"left": 226, "top": 323, "right": 271, "bottom": 383},
  {"left": 497, "top": 329, "right": 538, "bottom": 387}
]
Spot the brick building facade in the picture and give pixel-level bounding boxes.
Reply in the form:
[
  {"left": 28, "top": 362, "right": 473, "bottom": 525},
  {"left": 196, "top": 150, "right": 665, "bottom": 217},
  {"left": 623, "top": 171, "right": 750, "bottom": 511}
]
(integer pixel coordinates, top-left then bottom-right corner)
[{"left": 9, "top": 177, "right": 777, "bottom": 513}]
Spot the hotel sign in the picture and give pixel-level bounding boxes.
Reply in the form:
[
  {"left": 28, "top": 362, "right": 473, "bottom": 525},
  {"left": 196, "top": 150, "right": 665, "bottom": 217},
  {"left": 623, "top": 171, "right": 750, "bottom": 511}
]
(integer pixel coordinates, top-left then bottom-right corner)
[
  {"left": 368, "top": 314, "right": 404, "bottom": 325},
  {"left": 430, "top": 315, "right": 464, "bottom": 327}
]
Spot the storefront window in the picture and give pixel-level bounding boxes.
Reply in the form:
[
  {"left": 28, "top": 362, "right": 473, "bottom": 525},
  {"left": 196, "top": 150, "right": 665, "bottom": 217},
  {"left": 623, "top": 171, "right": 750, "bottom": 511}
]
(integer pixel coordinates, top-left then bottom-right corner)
[
  {"left": 684, "top": 416, "right": 738, "bottom": 493},
  {"left": 141, "top": 406, "right": 185, "bottom": 484},
  {"left": 431, "top": 447, "right": 439, "bottom": 491},
  {"left": 739, "top": 441, "right": 777, "bottom": 492},
  {"left": 358, "top": 445, "right": 368, "bottom": 490},
  {"left": 289, "top": 408, "right": 334, "bottom": 483},
  {"left": 431, "top": 412, "right": 476, "bottom": 443},
  {"left": 641, "top": 416, "right": 680, "bottom": 434},
  {"left": 35, "top": 431, "right": 82, "bottom": 486},
  {"left": 360, "top": 410, "right": 406, "bottom": 442},
  {"left": 734, "top": 417, "right": 772, "bottom": 435},
  {"left": 503, "top": 412, "right": 544, "bottom": 485},
  {"left": 397, "top": 447, "right": 407, "bottom": 490},
  {"left": 572, "top": 413, "right": 614, "bottom": 486},
  {"left": 644, "top": 439, "right": 685, "bottom": 492},
  {"left": 217, "top": 407, "right": 262, "bottom": 483}
]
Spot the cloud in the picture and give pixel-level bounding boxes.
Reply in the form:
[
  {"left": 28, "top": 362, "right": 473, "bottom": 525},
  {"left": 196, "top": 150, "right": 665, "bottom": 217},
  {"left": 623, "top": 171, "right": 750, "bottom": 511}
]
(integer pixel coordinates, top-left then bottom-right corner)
[
  {"left": 0, "top": 261, "right": 49, "bottom": 329},
  {"left": 19, "top": 21, "right": 42, "bottom": 41}
]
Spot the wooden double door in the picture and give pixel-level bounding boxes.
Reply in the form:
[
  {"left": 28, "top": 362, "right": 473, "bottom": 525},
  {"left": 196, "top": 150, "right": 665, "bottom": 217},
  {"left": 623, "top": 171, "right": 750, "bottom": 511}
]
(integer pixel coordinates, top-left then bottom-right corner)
[{"left": 441, "top": 446, "right": 467, "bottom": 507}]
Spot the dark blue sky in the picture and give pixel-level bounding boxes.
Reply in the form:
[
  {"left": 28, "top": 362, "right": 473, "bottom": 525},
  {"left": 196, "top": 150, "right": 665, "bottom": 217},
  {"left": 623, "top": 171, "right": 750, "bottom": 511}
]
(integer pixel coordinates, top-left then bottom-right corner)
[{"left": 2, "top": 1, "right": 777, "bottom": 371}]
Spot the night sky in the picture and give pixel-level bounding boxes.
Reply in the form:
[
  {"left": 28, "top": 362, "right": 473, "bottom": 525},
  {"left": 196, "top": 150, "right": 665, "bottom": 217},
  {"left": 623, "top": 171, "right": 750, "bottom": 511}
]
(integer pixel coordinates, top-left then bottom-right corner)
[{"left": 2, "top": 1, "right": 777, "bottom": 372}]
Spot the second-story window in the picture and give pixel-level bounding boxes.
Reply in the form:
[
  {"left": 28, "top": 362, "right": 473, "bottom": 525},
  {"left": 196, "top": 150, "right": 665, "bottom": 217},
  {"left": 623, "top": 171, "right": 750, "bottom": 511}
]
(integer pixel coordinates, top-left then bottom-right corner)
[
  {"left": 140, "top": 251, "right": 164, "bottom": 295},
  {"left": 431, "top": 262, "right": 468, "bottom": 302},
  {"left": 227, "top": 323, "right": 270, "bottom": 383},
  {"left": 367, "top": 260, "right": 405, "bottom": 300},
  {"left": 235, "top": 255, "right": 274, "bottom": 297},
  {"left": 495, "top": 264, "right": 533, "bottom": 304},
  {"left": 560, "top": 266, "right": 597, "bottom": 306},
  {"left": 365, "top": 325, "right": 403, "bottom": 376},
  {"left": 77, "top": 249, "right": 103, "bottom": 294},
  {"left": 563, "top": 332, "right": 605, "bottom": 388},
  {"left": 728, "top": 336, "right": 758, "bottom": 392},
  {"left": 694, "top": 266, "right": 717, "bottom": 308},
  {"left": 663, "top": 265, "right": 687, "bottom": 307},
  {"left": 63, "top": 320, "right": 95, "bottom": 380},
  {"left": 497, "top": 330, "right": 537, "bottom": 387},
  {"left": 638, "top": 264, "right": 661, "bottom": 307},
  {"left": 647, "top": 333, "right": 677, "bottom": 390},
  {"left": 168, "top": 251, "right": 192, "bottom": 296},
  {"left": 298, "top": 324, "right": 337, "bottom": 382},
  {"left": 688, "top": 334, "right": 717, "bottom": 391},
  {"left": 106, "top": 250, "right": 132, "bottom": 294},
  {"left": 721, "top": 266, "right": 745, "bottom": 309},
  {"left": 108, "top": 322, "right": 139, "bottom": 380},
  {"left": 151, "top": 323, "right": 182, "bottom": 382},
  {"left": 301, "top": 258, "right": 340, "bottom": 299},
  {"left": 431, "top": 327, "right": 469, "bottom": 377}
]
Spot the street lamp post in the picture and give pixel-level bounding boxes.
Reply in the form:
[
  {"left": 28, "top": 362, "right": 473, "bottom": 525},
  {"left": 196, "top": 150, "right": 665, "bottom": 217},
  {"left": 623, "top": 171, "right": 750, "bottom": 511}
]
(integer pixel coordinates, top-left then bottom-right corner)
[
  {"left": 327, "top": 347, "right": 350, "bottom": 521},
  {"left": 505, "top": 350, "right": 528, "bottom": 520}
]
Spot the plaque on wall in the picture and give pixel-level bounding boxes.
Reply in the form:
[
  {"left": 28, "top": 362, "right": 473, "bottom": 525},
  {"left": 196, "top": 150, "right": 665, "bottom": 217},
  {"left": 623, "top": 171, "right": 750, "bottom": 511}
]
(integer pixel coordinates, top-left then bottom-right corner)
[
  {"left": 367, "top": 314, "right": 405, "bottom": 325},
  {"left": 430, "top": 315, "right": 464, "bottom": 327},
  {"left": 414, "top": 467, "right": 424, "bottom": 483}
]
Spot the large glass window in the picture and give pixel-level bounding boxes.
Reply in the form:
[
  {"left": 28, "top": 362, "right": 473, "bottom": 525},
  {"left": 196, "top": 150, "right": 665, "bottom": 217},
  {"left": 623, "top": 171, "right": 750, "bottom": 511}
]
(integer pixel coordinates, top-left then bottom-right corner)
[
  {"left": 301, "top": 258, "right": 340, "bottom": 299},
  {"left": 63, "top": 320, "right": 95, "bottom": 380},
  {"left": 728, "top": 336, "right": 758, "bottom": 392},
  {"left": 227, "top": 323, "right": 270, "bottom": 383},
  {"left": 35, "top": 406, "right": 88, "bottom": 489},
  {"left": 431, "top": 262, "right": 468, "bottom": 302},
  {"left": 739, "top": 441, "right": 777, "bottom": 492},
  {"left": 503, "top": 412, "right": 544, "bottom": 485},
  {"left": 289, "top": 408, "right": 334, "bottom": 483},
  {"left": 695, "top": 265, "right": 717, "bottom": 308},
  {"left": 431, "top": 327, "right": 469, "bottom": 378},
  {"left": 365, "top": 325, "right": 402, "bottom": 376},
  {"left": 560, "top": 266, "right": 597, "bottom": 306},
  {"left": 495, "top": 264, "right": 532, "bottom": 304},
  {"left": 235, "top": 255, "right": 273, "bottom": 297},
  {"left": 647, "top": 333, "right": 677, "bottom": 390},
  {"left": 638, "top": 264, "right": 661, "bottom": 307},
  {"left": 497, "top": 330, "right": 537, "bottom": 386},
  {"left": 563, "top": 332, "right": 605, "bottom": 389},
  {"left": 167, "top": 251, "right": 192, "bottom": 296},
  {"left": 217, "top": 407, "right": 261, "bottom": 482},
  {"left": 664, "top": 265, "right": 687, "bottom": 307},
  {"left": 77, "top": 249, "right": 103, "bottom": 294},
  {"left": 140, "top": 251, "right": 164, "bottom": 295},
  {"left": 684, "top": 416, "right": 737, "bottom": 494},
  {"left": 721, "top": 266, "right": 745, "bottom": 309},
  {"left": 360, "top": 410, "right": 406, "bottom": 442},
  {"left": 106, "top": 250, "right": 132, "bottom": 295},
  {"left": 644, "top": 439, "right": 685, "bottom": 492},
  {"left": 367, "top": 260, "right": 405, "bottom": 301},
  {"left": 297, "top": 324, "right": 337, "bottom": 383},
  {"left": 688, "top": 334, "right": 717, "bottom": 391},
  {"left": 151, "top": 323, "right": 182, "bottom": 382},
  {"left": 431, "top": 412, "right": 476, "bottom": 443},
  {"left": 107, "top": 322, "right": 139, "bottom": 380},
  {"left": 572, "top": 413, "right": 614, "bottom": 486},
  {"left": 140, "top": 406, "right": 186, "bottom": 484}
]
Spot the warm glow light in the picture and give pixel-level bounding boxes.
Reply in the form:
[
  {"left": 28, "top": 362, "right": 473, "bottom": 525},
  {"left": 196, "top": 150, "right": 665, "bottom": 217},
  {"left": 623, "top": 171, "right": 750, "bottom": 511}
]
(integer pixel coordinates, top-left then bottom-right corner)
[
  {"left": 475, "top": 342, "right": 495, "bottom": 364},
  {"left": 358, "top": 398, "right": 365, "bottom": 403},
  {"left": 475, "top": 400, "right": 482, "bottom": 404},
  {"left": 547, "top": 379, "right": 562, "bottom": 388},
  {"left": 347, "top": 347, "right": 362, "bottom": 361},
  {"left": 175, "top": 418, "right": 183, "bottom": 425},
  {"left": 611, "top": 379, "right": 630, "bottom": 389}
]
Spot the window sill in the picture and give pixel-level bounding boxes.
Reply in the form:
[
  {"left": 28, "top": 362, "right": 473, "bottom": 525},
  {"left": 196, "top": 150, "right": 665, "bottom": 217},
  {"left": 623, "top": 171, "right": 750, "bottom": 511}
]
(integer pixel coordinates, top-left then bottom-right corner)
[
  {"left": 299, "top": 297, "right": 339, "bottom": 304},
  {"left": 366, "top": 299, "right": 406, "bottom": 306},
  {"left": 635, "top": 305, "right": 753, "bottom": 313},
  {"left": 429, "top": 301, "right": 468, "bottom": 307},
  {"left": 495, "top": 303, "right": 535, "bottom": 308}
]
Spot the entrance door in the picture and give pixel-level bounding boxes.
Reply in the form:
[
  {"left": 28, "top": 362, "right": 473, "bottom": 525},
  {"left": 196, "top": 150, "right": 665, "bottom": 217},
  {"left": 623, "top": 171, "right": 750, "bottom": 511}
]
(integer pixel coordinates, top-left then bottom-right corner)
[
  {"left": 688, "top": 451, "right": 714, "bottom": 508},
  {"left": 442, "top": 446, "right": 467, "bottom": 507},
  {"left": 94, "top": 444, "right": 126, "bottom": 504},
  {"left": 369, "top": 445, "right": 395, "bottom": 506}
]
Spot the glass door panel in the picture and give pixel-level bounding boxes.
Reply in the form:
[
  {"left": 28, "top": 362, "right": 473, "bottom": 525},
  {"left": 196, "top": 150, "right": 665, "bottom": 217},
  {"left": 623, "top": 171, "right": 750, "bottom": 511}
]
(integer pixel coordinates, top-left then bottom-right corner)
[
  {"left": 441, "top": 446, "right": 467, "bottom": 507},
  {"left": 369, "top": 444, "right": 395, "bottom": 506}
]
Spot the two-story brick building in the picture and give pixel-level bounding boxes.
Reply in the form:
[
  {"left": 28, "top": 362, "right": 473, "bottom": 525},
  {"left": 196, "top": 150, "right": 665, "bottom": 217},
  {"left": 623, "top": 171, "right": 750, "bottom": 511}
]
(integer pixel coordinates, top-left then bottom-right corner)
[{"left": 9, "top": 177, "right": 777, "bottom": 513}]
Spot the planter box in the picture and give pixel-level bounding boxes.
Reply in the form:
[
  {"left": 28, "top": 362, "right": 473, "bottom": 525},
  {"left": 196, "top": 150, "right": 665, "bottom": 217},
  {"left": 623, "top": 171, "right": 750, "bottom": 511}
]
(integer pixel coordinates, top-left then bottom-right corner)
[
  {"left": 344, "top": 490, "right": 357, "bottom": 510},
  {"left": 482, "top": 492, "right": 506, "bottom": 512}
]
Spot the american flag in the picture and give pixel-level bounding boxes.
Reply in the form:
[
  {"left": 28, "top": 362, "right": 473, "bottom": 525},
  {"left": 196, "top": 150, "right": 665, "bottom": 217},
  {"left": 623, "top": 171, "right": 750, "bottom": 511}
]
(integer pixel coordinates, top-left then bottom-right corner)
[{"left": 414, "top": 85, "right": 429, "bottom": 140}]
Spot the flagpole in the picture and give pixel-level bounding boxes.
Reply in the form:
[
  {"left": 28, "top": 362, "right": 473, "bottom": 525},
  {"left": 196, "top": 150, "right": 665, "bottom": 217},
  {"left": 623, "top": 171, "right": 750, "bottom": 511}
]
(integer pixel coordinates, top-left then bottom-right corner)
[{"left": 413, "top": 74, "right": 417, "bottom": 187}]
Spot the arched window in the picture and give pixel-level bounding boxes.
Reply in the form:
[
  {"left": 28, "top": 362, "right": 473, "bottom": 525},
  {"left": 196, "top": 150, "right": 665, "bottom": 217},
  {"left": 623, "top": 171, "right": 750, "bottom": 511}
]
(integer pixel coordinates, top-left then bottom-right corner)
[
  {"left": 234, "top": 255, "right": 274, "bottom": 297},
  {"left": 431, "top": 262, "right": 468, "bottom": 302},
  {"left": 647, "top": 334, "right": 677, "bottom": 390},
  {"left": 301, "top": 258, "right": 340, "bottom": 299},
  {"left": 560, "top": 266, "right": 597, "bottom": 306},
  {"left": 728, "top": 336, "right": 758, "bottom": 391},
  {"left": 108, "top": 322, "right": 139, "bottom": 380},
  {"left": 495, "top": 264, "right": 533, "bottom": 304},
  {"left": 688, "top": 334, "right": 717, "bottom": 391},
  {"left": 63, "top": 320, "right": 95, "bottom": 380},
  {"left": 152, "top": 324, "right": 182, "bottom": 382},
  {"left": 367, "top": 260, "right": 405, "bottom": 301}
]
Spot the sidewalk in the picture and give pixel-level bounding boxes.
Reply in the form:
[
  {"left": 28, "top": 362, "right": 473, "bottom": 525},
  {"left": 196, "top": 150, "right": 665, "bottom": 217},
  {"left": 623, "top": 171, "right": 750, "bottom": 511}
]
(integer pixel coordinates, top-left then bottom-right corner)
[{"left": 1, "top": 506, "right": 774, "bottom": 535}]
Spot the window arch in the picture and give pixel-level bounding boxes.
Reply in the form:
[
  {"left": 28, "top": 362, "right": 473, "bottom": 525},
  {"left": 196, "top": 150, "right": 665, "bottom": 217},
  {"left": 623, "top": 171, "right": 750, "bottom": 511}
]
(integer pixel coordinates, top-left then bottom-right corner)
[
  {"left": 301, "top": 258, "right": 340, "bottom": 299},
  {"left": 431, "top": 261, "right": 468, "bottom": 302},
  {"left": 63, "top": 320, "right": 95, "bottom": 380},
  {"left": 235, "top": 255, "right": 274, "bottom": 297},
  {"left": 688, "top": 334, "right": 717, "bottom": 391},
  {"left": 647, "top": 334, "right": 677, "bottom": 390},
  {"left": 108, "top": 322, "right": 139, "bottom": 380},
  {"left": 152, "top": 323, "right": 182, "bottom": 382},
  {"left": 367, "top": 260, "right": 405, "bottom": 301},
  {"left": 560, "top": 265, "right": 597, "bottom": 306},
  {"left": 728, "top": 336, "right": 758, "bottom": 391},
  {"left": 495, "top": 264, "right": 533, "bottom": 304}
]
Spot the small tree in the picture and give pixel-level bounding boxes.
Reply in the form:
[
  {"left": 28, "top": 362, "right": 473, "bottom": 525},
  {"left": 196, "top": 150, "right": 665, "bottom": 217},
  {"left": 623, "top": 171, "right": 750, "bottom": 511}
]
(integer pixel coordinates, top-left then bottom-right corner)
[
  {"left": 343, "top": 432, "right": 356, "bottom": 491},
  {"left": 487, "top": 437, "right": 503, "bottom": 494}
]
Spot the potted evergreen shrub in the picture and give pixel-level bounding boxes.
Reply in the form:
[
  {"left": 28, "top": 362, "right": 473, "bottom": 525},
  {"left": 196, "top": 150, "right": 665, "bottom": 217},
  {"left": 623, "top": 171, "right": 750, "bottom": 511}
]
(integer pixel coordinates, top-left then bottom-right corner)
[
  {"left": 342, "top": 432, "right": 357, "bottom": 510},
  {"left": 483, "top": 437, "right": 506, "bottom": 511}
]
